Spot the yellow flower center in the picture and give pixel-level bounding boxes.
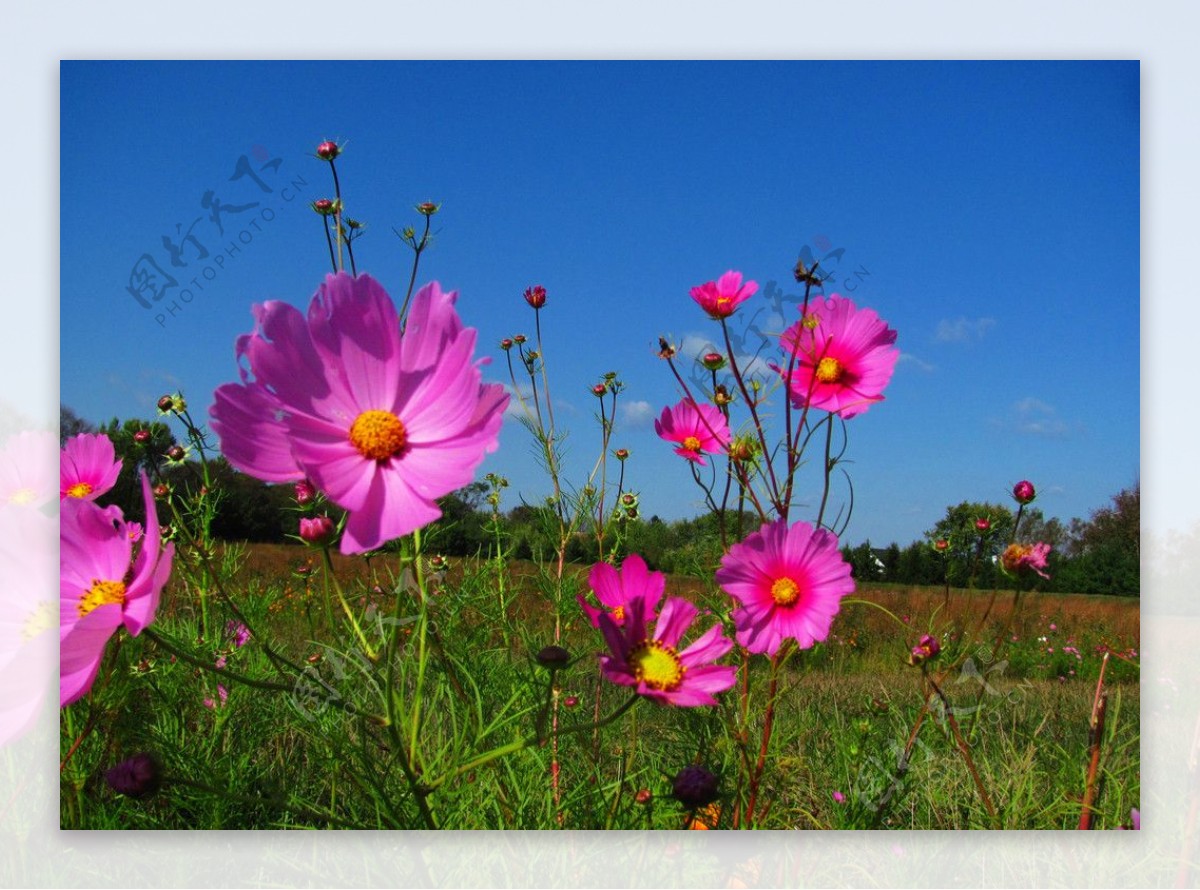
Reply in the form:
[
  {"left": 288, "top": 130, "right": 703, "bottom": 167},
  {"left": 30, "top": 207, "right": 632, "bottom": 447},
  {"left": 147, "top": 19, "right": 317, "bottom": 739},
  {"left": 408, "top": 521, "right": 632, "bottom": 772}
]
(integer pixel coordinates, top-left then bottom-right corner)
[
  {"left": 349, "top": 410, "right": 408, "bottom": 461},
  {"left": 7, "top": 486, "right": 37, "bottom": 505},
  {"left": 66, "top": 481, "right": 94, "bottom": 499},
  {"left": 801, "top": 314, "right": 821, "bottom": 330},
  {"left": 610, "top": 605, "right": 626, "bottom": 624},
  {"left": 630, "top": 639, "right": 685, "bottom": 691},
  {"left": 21, "top": 600, "right": 54, "bottom": 641},
  {"left": 682, "top": 436, "right": 702, "bottom": 452},
  {"left": 771, "top": 577, "right": 801, "bottom": 607},
  {"left": 815, "top": 356, "right": 843, "bottom": 384},
  {"left": 78, "top": 579, "right": 126, "bottom": 619}
]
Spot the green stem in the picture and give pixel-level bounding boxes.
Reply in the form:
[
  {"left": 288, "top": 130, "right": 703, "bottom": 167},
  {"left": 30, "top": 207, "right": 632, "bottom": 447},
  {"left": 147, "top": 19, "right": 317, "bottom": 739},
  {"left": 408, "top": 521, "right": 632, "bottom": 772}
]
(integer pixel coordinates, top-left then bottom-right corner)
[{"left": 320, "top": 547, "right": 377, "bottom": 660}]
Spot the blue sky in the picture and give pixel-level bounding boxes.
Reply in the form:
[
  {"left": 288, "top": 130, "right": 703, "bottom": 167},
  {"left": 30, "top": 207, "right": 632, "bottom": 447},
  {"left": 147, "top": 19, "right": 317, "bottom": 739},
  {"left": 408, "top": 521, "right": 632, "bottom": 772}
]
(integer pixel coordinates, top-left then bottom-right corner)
[{"left": 60, "top": 61, "right": 1139, "bottom": 547}]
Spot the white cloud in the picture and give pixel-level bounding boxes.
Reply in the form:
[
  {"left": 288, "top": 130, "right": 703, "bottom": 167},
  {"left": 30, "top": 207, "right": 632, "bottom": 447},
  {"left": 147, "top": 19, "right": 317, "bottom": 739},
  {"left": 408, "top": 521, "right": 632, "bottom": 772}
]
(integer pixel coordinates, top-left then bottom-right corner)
[
  {"left": 619, "top": 399, "right": 655, "bottom": 429},
  {"left": 935, "top": 316, "right": 995, "bottom": 343},
  {"left": 897, "top": 352, "right": 935, "bottom": 373},
  {"left": 1007, "top": 397, "right": 1070, "bottom": 438}
]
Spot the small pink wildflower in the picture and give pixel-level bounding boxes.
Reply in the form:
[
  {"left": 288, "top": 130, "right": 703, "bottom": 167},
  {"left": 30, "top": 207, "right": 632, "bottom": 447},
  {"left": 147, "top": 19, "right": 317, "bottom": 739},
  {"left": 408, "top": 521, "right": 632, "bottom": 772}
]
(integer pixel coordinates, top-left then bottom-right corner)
[
  {"left": 60, "top": 433, "right": 122, "bottom": 502},
  {"left": 578, "top": 553, "right": 664, "bottom": 629},
  {"left": 716, "top": 518, "right": 854, "bottom": 656},
  {"left": 595, "top": 594, "right": 737, "bottom": 707},
  {"left": 654, "top": 399, "right": 730, "bottom": 467},
  {"left": 689, "top": 270, "right": 758, "bottom": 320},
  {"left": 778, "top": 294, "right": 898, "bottom": 419}
]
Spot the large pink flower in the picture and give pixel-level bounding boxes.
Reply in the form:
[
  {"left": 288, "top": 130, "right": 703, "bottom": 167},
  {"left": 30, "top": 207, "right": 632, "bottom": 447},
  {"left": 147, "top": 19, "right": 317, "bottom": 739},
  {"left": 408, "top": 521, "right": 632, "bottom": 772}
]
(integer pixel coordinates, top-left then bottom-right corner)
[
  {"left": 716, "top": 518, "right": 854, "bottom": 656},
  {"left": 578, "top": 553, "right": 665, "bottom": 629},
  {"left": 654, "top": 399, "right": 730, "bottom": 467},
  {"left": 0, "top": 429, "right": 57, "bottom": 509},
  {"left": 689, "top": 271, "right": 758, "bottom": 320},
  {"left": 595, "top": 593, "right": 736, "bottom": 707},
  {"left": 778, "top": 294, "right": 898, "bottom": 419},
  {"left": 60, "top": 433, "right": 122, "bottom": 502},
  {"left": 1000, "top": 542, "right": 1052, "bottom": 579},
  {"left": 209, "top": 273, "right": 508, "bottom": 554},
  {"left": 60, "top": 473, "right": 174, "bottom": 706}
]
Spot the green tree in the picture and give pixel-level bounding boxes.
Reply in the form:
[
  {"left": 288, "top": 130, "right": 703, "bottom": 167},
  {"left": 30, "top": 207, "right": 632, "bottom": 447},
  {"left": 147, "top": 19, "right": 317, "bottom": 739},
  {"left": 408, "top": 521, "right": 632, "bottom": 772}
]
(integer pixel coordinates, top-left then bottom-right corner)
[{"left": 1059, "top": 482, "right": 1139, "bottom": 596}]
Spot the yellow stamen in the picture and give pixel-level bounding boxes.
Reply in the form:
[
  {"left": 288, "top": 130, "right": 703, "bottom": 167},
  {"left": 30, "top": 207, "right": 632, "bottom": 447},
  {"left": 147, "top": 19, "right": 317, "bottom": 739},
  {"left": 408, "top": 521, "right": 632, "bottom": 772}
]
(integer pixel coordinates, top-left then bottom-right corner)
[
  {"left": 610, "top": 605, "right": 626, "bottom": 624},
  {"left": 21, "top": 600, "right": 54, "bottom": 641},
  {"left": 815, "top": 356, "right": 843, "bottom": 384},
  {"left": 66, "top": 481, "right": 94, "bottom": 499},
  {"left": 682, "top": 435, "right": 702, "bottom": 452},
  {"left": 78, "top": 579, "right": 126, "bottom": 619},
  {"left": 349, "top": 410, "right": 408, "bottom": 461},
  {"left": 771, "top": 577, "right": 800, "bottom": 607},
  {"left": 630, "top": 639, "right": 685, "bottom": 691}
]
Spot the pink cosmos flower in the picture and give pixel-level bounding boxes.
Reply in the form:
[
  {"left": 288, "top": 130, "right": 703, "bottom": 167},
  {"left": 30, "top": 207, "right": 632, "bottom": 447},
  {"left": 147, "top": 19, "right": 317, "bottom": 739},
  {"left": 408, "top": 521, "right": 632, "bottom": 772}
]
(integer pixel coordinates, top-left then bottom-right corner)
[
  {"left": 0, "top": 504, "right": 55, "bottom": 746},
  {"left": 689, "top": 271, "right": 759, "bottom": 320},
  {"left": 1000, "top": 542, "right": 1052, "bottom": 579},
  {"left": 595, "top": 593, "right": 736, "bottom": 706},
  {"left": 60, "top": 473, "right": 174, "bottom": 706},
  {"left": 0, "top": 429, "right": 57, "bottom": 508},
  {"left": 60, "top": 433, "right": 122, "bottom": 502},
  {"left": 578, "top": 553, "right": 665, "bottom": 629},
  {"left": 210, "top": 273, "right": 508, "bottom": 554},
  {"left": 778, "top": 294, "right": 898, "bottom": 419},
  {"left": 716, "top": 518, "right": 855, "bottom": 656},
  {"left": 654, "top": 399, "right": 730, "bottom": 467}
]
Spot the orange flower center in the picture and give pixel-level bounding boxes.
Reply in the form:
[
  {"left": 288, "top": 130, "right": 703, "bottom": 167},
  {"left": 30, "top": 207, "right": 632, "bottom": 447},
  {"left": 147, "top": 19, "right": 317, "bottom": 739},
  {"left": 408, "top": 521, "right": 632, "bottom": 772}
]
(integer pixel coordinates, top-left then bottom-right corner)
[
  {"left": 630, "top": 639, "right": 685, "bottom": 691},
  {"left": 78, "top": 579, "right": 126, "bottom": 619},
  {"left": 771, "top": 577, "right": 800, "bottom": 607},
  {"left": 610, "top": 605, "right": 626, "bottom": 624},
  {"left": 815, "top": 356, "right": 843, "bottom": 384},
  {"left": 66, "top": 481, "right": 94, "bottom": 499},
  {"left": 349, "top": 410, "right": 408, "bottom": 461},
  {"left": 682, "top": 436, "right": 702, "bottom": 452}
]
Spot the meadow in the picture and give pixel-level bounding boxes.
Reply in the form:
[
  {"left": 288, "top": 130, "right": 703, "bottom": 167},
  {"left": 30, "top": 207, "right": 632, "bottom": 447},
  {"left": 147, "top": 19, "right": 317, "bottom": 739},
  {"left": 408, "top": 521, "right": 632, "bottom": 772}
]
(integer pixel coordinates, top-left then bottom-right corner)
[{"left": 59, "top": 542, "right": 1139, "bottom": 830}]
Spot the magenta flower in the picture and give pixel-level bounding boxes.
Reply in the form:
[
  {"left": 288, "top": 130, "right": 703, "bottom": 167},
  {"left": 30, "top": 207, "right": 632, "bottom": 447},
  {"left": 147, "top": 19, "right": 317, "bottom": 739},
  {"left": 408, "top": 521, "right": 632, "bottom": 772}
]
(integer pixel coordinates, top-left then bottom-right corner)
[
  {"left": 654, "top": 399, "right": 730, "bottom": 467},
  {"left": 60, "top": 433, "right": 122, "bottom": 501},
  {"left": 578, "top": 553, "right": 665, "bottom": 629},
  {"left": 779, "top": 295, "right": 898, "bottom": 419},
  {"left": 689, "top": 270, "right": 758, "bottom": 320},
  {"left": 60, "top": 473, "right": 174, "bottom": 706},
  {"left": 210, "top": 273, "right": 508, "bottom": 554},
  {"left": 1001, "top": 542, "right": 1052, "bottom": 578},
  {"left": 1012, "top": 479, "right": 1036, "bottom": 504},
  {"left": 716, "top": 518, "right": 855, "bottom": 656},
  {"left": 595, "top": 594, "right": 736, "bottom": 707}
]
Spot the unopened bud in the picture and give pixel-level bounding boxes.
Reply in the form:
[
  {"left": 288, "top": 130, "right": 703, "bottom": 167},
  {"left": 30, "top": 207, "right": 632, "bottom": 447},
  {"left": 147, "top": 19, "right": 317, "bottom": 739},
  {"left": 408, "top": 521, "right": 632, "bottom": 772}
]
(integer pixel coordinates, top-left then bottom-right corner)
[
  {"left": 315, "top": 140, "right": 341, "bottom": 161},
  {"left": 701, "top": 352, "right": 726, "bottom": 371},
  {"left": 299, "top": 515, "right": 336, "bottom": 546},
  {"left": 133, "top": 429, "right": 151, "bottom": 444},
  {"left": 614, "top": 448, "right": 629, "bottom": 460},
  {"left": 513, "top": 334, "right": 527, "bottom": 345},
  {"left": 1012, "top": 480, "right": 1036, "bottom": 505},
  {"left": 416, "top": 201, "right": 440, "bottom": 216},
  {"left": 153, "top": 484, "right": 169, "bottom": 500},
  {"left": 165, "top": 445, "right": 185, "bottom": 462},
  {"left": 535, "top": 645, "right": 570, "bottom": 670},
  {"left": 672, "top": 765, "right": 720, "bottom": 809},
  {"left": 975, "top": 518, "right": 991, "bottom": 532},
  {"left": 591, "top": 383, "right": 607, "bottom": 397},
  {"left": 635, "top": 788, "right": 653, "bottom": 805},
  {"left": 500, "top": 338, "right": 514, "bottom": 351},
  {"left": 295, "top": 480, "right": 315, "bottom": 505},
  {"left": 104, "top": 752, "right": 163, "bottom": 799}
]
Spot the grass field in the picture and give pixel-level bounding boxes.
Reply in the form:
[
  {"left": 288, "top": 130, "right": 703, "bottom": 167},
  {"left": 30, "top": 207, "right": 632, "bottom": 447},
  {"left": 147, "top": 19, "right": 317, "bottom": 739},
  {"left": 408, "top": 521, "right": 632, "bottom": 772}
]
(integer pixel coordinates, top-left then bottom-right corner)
[{"left": 60, "top": 542, "right": 1139, "bottom": 830}]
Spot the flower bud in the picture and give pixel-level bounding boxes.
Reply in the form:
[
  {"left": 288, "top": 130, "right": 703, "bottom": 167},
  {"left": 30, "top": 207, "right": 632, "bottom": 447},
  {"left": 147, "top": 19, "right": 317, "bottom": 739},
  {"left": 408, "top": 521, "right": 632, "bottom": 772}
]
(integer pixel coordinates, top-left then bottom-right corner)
[
  {"left": 315, "top": 140, "right": 340, "bottom": 161},
  {"left": 713, "top": 384, "right": 734, "bottom": 407},
  {"left": 513, "top": 334, "right": 527, "bottom": 345},
  {"left": 165, "top": 445, "right": 186, "bottom": 463},
  {"left": 104, "top": 752, "right": 163, "bottom": 799},
  {"left": 934, "top": 539, "right": 949, "bottom": 552},
  {"left": 535, "top": 645, "right": 570, "bottom": 670},
  {"left": 975, "top": 517, "right": 991, "bottom": 532},
  {"left": 500, "top": 338, "right": 514, "bottom": 351},
  {"left": 614, "top": 448, "right": 629, "bottom": 460},
  {"left": 416, "top": 201, "right": 440, "bottom": 216},
  {"left": 635, "top": 788, "right": 653, "bottom": 805},
  {"left": 429, "top": 554, "right": 449, "bottom": 572},
  {"left": 299, "top": 515, "right": 336, "bottom": 546},
  {"left": 701, "top": 352, "right": 726, "bottom": 371},
  {"left": 621, "top": 493, "right": 638, "bottom": 507},
  {"left": 294, "top": 479, "right": 315, "bottom": 505},
  {"left": 157, "top": 393, "right": 186, "bottom": 414},
  {"left": 157, "top": 395, "right": 174, "bottom": 412},
  {"left": 153, "top": 484, "right": 169, "bottom": 500},
  {"left": 564, "top": 695, "right": 580, "bottom": 708},
  {"left": 133, "top": 429, "right": 151, "bottom": 444},
  {"left": 591, "top": 383, "right": 607, "bottom": 397},
  {"left": 312, "top": 198, "right": 337, "bottom": 216},
  {"left": 524, "top": 285, "right": 547, "bottom": 309},
  {"left": 672, "top": 764, "right": 720, "bottom": 809},
  {"left": 1012, "top": 480, "right": 1036, "bottom": 505}
]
